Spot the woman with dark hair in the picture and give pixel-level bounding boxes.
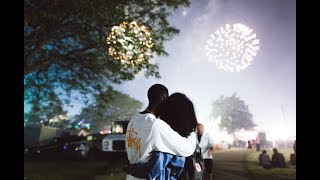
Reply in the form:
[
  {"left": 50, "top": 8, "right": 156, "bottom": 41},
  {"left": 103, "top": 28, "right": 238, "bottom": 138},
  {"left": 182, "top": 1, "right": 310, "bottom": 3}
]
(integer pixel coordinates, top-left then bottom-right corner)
[
  {"left": 156, "top": 92, "right": 198, "bottom": 137},
  {"left": 127, "top": 92, "right": 198, "bottom": 179}
]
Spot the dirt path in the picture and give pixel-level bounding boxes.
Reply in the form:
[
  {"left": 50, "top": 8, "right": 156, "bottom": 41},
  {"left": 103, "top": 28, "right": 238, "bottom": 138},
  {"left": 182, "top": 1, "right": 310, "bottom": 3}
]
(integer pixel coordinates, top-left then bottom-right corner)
[{"left": 212, "top": 149, "right": 251, "bottom": 180}]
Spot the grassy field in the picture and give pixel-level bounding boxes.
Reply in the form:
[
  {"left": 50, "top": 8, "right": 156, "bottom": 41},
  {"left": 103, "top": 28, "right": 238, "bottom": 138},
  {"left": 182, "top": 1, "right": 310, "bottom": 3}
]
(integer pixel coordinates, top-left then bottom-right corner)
[
  {"left": 25, "top": 148, "right": 296, "bottom": 180},
  {"left": 244, "top": 148, "right": 296, "bottom": 180},
  {"left": 24, "top": 157, "right": 128, "bottom": 180}
]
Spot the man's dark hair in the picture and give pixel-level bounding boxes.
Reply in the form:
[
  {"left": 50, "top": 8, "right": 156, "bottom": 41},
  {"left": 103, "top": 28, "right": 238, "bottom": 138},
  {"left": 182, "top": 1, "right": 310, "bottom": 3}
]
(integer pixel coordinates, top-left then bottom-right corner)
[
  {"left": 156, "top": 92, "right": 198, "bottom": 137},
  {"left": 273, "top": 148, "right": 278, "bottom": 153},
  {"left": 140, "top": 84, "right": 169, "bottom": 114}
]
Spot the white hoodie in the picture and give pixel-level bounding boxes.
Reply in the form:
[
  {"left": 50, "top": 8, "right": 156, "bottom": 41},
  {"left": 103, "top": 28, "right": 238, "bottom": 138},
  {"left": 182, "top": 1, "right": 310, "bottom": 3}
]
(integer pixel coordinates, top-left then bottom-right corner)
[
  {"left": 197, "top": 132, "right": 214, "bottom": 159},
  {"left": 126, "top": 113, "right": 197, "bottom": 180}
]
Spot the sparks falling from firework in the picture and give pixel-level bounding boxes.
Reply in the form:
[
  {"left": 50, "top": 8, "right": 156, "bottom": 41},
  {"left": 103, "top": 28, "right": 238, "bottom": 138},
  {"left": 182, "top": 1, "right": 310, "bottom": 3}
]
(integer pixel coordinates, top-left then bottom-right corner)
[
  {"left": 107, "top": 21, "right": 153, "bottom": 66},
  {"left": 205, "top": 23, "right": 260, "bottom": 72}
]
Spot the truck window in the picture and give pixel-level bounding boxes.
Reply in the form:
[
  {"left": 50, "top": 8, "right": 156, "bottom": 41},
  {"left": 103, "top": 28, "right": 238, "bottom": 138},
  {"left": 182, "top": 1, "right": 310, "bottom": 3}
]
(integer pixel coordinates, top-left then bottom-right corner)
[
  {"left": 111, "top": 121, "right": 129, "bottom": 134},
  {"left": 112, "top": 124, "right": 124, "bottom": 133}
]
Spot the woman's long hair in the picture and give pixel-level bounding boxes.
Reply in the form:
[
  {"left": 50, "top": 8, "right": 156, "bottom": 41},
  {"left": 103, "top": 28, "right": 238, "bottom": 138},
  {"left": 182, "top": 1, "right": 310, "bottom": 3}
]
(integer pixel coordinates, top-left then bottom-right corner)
[{"left": 155, "top": 92, "right": 198, "bottom": 137}]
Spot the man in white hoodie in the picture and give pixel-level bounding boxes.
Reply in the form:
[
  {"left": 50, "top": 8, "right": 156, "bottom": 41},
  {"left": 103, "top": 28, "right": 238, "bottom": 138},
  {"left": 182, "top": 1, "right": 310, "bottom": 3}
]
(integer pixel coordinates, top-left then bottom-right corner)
[
  {"left": 126, "top": 84, "right": 197, "bottom": 180},
  {"left": 197, "top": 123, "right": 214, "bottom": 180}
]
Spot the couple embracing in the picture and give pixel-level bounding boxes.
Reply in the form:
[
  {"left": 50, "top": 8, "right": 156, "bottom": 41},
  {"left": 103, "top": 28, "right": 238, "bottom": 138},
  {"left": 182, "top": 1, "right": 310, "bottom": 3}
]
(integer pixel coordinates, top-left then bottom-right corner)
[{"left": 126, "top": 84, "right": 213, "bottom": 180}]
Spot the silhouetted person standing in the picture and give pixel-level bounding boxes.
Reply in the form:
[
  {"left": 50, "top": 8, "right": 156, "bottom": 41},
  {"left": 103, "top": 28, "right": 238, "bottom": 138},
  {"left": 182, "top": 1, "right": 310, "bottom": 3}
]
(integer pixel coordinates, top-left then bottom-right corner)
[
  {"left": 248, "top": 140, "right": 252, "bottom": 149},
  {"left": 255, "top": 135, "right": 260, "bottom": 152},
  {"left": 197, "top": 124, "right": 214, "bottom": 180}
]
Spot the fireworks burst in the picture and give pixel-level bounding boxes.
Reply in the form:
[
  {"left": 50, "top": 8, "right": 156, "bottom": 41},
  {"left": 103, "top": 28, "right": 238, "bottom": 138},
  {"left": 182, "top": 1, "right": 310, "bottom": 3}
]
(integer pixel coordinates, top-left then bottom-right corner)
[
  {"left": 205, "top": 23, "right": 260, "bottom": 72},
  {"left": 107, "top": 21, "right": 153, "bottom": 66}
]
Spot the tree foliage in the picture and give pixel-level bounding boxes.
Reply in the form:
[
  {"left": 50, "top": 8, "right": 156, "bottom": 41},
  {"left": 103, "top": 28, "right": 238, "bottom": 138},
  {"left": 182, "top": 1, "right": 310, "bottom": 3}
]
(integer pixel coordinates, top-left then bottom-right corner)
[
  {"left": 73, "top": 86, "right": 143, "bottom": 132},
  {"left": 211, "top": 92, "right": 256, "bottom": 138},
  {"left": 24, "top": 102, "right": 68, "bottom": 128},
  {"left": 24, "top": 0, "right": 190, "bottom": 112}
]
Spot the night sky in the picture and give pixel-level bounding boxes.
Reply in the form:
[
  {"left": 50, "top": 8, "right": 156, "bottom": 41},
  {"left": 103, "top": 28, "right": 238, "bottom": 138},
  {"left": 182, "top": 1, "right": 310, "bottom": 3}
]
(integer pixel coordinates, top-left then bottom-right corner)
[
  {"left": 27, "top": 0, "right": 296, "bottom": 140},
  {"left": 112, "top": 0, "right": 296, "bottom": 139}
]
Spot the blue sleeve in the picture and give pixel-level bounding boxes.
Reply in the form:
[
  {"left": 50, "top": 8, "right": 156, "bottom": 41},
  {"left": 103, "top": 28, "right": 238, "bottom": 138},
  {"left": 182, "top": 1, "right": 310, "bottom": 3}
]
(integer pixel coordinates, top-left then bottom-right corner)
[
  {"left": 127, "top": 152, "right": 186, "bottom": 180},
  {"left": 147, "top": 152, "right": 186, "bottom": 180}
]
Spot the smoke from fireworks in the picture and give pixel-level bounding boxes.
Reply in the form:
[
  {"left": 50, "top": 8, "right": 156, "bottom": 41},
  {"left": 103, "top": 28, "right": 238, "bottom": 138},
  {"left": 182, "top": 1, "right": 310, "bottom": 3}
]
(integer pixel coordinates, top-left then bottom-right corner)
[{"left": 205, "top": 23, "right": 260, "bottom": 72}]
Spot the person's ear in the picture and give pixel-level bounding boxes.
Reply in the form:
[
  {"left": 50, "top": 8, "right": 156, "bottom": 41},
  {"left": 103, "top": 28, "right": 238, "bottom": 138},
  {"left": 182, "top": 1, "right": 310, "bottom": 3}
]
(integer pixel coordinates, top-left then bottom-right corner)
[{"left": 162, "top": 95, "right": 167, "bottom": 101}]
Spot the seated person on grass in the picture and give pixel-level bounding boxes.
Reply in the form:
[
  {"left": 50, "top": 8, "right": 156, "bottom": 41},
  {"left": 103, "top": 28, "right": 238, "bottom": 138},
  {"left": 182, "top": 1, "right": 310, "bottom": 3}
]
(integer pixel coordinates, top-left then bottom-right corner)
[
  {"left": 259, "top": 150, "right": 271, "bottom": 169},
  {"left": 271, "top": 148, "right": 287, "bottom": 168}
]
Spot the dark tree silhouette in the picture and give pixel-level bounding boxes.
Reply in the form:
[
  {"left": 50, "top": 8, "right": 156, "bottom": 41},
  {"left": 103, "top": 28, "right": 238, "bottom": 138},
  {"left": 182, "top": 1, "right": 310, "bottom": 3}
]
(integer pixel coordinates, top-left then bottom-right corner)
[{"left": 24, "top": 0, "right": 190, "bottom": 112}]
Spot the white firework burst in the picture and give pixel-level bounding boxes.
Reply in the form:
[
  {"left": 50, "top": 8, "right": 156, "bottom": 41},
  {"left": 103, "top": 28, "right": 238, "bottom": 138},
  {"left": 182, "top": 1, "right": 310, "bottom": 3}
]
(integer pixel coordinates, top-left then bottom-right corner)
[{"left": 205, "top": 23, "right": 260, "bottom": 72}]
